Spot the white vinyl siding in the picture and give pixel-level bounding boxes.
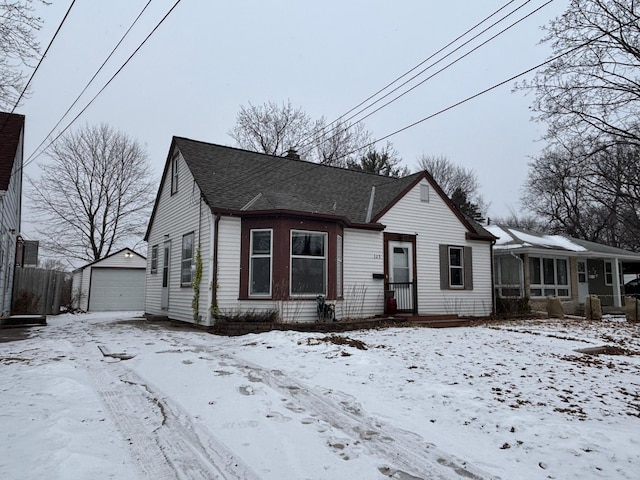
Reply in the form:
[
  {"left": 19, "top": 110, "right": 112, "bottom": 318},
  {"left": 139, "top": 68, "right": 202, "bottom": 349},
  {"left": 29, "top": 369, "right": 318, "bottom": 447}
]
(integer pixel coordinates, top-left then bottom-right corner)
[
  {"left": 0, "top": 125, "right": 23, "bottom": 316},
  {"left": 144, "top": 150, "right": 211, "bottom": 324},
  {"left": 216, "top": 216, "right": 242, "bottom": 310},
  {"left": 341, "top": 228, "right": 384, "bottom": 320},
  {"left": 378, "top": 179, "right": 492, "bottom": 316}
]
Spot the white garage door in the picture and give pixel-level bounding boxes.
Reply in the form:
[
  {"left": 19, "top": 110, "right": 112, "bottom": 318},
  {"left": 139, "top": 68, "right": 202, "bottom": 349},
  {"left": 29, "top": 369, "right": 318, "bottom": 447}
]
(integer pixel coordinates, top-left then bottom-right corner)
[{"left": 89, "top": 268, "right": 145, "bottom": 311}]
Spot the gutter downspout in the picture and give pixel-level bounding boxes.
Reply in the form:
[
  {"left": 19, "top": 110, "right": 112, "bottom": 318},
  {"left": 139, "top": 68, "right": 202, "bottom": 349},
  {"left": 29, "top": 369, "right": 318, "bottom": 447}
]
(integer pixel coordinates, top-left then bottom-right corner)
[{"left": 207, "top": 213, "right": 220, "bottom": 325}]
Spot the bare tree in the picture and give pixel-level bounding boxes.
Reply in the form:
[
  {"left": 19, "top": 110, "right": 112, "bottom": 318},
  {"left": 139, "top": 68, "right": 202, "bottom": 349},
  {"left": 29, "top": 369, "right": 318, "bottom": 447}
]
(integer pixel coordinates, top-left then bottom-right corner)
[
  {"left": 228, "top": 100, "right": 318, "bottom": 158},
  {"left": 491, "top": 208, "right": 547, "bottom": 233},
  {"left": 28, "top": 124, "right": 155, "bottom": 263},
  {"left": 39, "top": 257, "right": 68, "bottom": 272},
  {"left": 347, "top": 142, "right": 410, "bottom": 177},
  {"left": 418, "top": 154, "right": 487, "bottom": 218},
  {"left": 519, "top": 0, "right": 640, "bottom": 151},
  {"left": 228, "top": 100, "right": 375, "bottom": 166},
  {"left": 522, "top": 141, "right": 640, "bottom": 250},
  {"left": 312, "top": 118, "right": 373, "bottom": 167},
  {"left": 0, "top": 0, "right": 45, "bottom": 109}
]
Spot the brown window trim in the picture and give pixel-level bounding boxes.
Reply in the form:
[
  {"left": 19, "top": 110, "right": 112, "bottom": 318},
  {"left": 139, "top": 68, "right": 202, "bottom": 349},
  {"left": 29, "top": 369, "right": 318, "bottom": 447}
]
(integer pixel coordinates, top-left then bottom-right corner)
[{"left": 239, "top": 215, "right": 342, "bottom": 301}]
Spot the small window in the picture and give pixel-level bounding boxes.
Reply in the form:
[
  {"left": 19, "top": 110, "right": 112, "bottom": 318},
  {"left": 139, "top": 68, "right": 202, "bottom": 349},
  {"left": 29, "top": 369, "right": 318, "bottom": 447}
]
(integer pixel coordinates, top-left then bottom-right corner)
[
  {"left": 605, "top": 261, "right": 613, "bottom": 286},
  {"left": 181, "top": 232, "right": 194, "bottom": 286},
  {"left": 449, "top": 246, "right": 464, "bottom": 288},
  {"left": 250, "top": 230, "right": 272, "bottom": 296},
  {"left": 150, "top": 245, "right": 158, "bottom": 274},
  {"left": 171, "top": 153, "right": 179, "bottom": 195},
  {"left": 420, "top": 184, "right": 429, "bottom": 202},
  {"left": 290, "top": 230, "right": 327, "bottom": 295}
]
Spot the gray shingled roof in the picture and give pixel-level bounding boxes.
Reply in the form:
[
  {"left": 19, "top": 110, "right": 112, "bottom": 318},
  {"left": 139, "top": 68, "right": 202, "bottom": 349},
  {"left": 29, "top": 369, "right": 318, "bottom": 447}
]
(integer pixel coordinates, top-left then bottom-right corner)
[
  {"left": 176, "top": 137, "right": 420, "bottom": 224},
  {"left": 144, "top": 137, "right": 494, "bottom": 241}
]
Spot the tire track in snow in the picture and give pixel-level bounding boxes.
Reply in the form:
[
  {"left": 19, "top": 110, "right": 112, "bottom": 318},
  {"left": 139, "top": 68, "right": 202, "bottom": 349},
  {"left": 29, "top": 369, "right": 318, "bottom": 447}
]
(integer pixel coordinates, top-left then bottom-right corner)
[
  {"left": 227, "top": 355, "right": 499, "bottom": 480},
  {"left": 89, "top": 361, "right": 261, "bottom": 480},
  {"left": 52, "top": 321, "right": 261, "bottom": 480}
]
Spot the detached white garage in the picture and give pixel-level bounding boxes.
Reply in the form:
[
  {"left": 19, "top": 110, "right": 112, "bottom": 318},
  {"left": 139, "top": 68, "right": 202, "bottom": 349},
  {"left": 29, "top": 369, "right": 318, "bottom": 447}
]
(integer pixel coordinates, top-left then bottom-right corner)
[{"left": 71, "top": 248, "right": 146, "bottom": 312}]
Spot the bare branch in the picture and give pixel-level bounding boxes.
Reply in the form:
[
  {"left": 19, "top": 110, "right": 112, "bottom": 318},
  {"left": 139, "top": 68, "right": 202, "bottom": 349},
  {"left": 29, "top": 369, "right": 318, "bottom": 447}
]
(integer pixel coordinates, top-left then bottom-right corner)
[{"left": 27, "top": 123, "right": 154, "bottom": 263}]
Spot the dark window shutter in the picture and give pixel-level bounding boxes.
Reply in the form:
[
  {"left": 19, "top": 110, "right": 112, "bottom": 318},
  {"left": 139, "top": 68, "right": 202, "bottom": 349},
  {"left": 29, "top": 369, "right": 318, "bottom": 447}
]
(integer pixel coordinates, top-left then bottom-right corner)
[
  {"left": 464, "top": 246, "right": 473, "bottom": 290},
  {"left": 439, "top": 244, "right": 448, "bottom": 290}
]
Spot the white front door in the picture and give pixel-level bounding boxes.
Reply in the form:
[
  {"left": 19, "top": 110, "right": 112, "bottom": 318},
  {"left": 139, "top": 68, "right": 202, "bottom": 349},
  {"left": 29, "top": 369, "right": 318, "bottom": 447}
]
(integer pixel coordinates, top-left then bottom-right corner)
[
  {"left": 577, "top": 259, "right": 588, "bottom": 302},
  {"left": 388, "top": 241, "right": 414, "bottom": 312},
  {"left": 161, "top": 241, "right": 171, "bottom": 310}
]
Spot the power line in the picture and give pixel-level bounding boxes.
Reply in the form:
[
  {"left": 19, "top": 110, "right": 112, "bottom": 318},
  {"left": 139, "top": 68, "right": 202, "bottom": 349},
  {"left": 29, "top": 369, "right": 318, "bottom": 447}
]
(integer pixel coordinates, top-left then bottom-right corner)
[
  {"left": 299, "top": 0, "right": 549, "bottom": 153},
  {"left": 229, "top": 1, "right": 553, "bottom": 192},
  {"left": 23, "top": 0, "right": 184, "bottom": 172},
  {"left": 0, "top": 0, "right": 77, "bottom": 134},
  {"left": 296, "top": 0, "right": 532, "bottom": 150},
  {"left": 303, "top": 0, "right": 554, "bottom": 152},
  {"left": 27, "top": 0, "right": 154, "bottom": 164},
  {"left": 265, "top": 24, "right": 619, "bottom": 191}
]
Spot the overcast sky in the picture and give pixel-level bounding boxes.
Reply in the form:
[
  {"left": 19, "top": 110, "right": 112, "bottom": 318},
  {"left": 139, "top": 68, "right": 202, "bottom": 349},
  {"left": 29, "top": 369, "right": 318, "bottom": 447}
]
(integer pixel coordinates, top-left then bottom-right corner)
[{"left": 19, "top": 0, "right": 568, "bottom": 239}]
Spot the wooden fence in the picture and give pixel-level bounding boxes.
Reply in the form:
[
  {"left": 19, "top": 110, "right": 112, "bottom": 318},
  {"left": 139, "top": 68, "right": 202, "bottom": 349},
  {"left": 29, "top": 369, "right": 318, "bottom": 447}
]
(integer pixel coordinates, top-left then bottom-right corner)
[{"left": 12, "top": 267, "right": 72, "bottom": 315}]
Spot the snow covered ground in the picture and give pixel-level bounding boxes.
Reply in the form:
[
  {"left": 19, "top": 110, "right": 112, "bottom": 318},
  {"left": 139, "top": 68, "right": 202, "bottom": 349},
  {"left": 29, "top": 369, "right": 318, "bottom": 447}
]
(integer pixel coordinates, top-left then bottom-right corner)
[{"left": 1, "top": 312, "right": 638, "bottom": 480}]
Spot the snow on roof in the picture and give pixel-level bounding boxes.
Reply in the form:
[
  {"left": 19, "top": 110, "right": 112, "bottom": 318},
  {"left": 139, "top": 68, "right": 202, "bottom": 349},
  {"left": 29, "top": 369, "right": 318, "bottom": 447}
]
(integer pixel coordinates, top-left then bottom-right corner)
[{"left": 485, "top": 225, "right": 587, "bottom": 252}]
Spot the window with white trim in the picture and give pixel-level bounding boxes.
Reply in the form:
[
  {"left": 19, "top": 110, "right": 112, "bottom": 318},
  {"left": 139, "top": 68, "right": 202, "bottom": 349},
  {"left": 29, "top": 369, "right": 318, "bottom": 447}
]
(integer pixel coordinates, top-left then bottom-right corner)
[
  {"left": 250, "top": 229, "right": 272, "bottom": 296},
  {"left": 150, "top": 245, "right": 158, "bottom": 274},
  {"left": 449, "top": 246, "right": 464, "bottom": 288},
  {"left": 181, "top": 232, "right": 194, "bottom": 286},
  {"left": 529, "top": 256, "right": 569, "bottom": 297},
  {"left": 439, "top": 244, "right": 473, "bottom": 290},
  {"left": 495, "top": 255, "right": 521, "bottom": 297},
  {"left": 290, "top": 230, "right": 326, "bottom": 295}
]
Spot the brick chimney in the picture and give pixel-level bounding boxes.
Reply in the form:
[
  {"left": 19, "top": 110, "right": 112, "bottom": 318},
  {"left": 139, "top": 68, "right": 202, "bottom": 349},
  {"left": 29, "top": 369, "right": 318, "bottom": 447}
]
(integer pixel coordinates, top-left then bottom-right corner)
[{"left": 285, "top": 148, "right": 300, "bottom": 160}]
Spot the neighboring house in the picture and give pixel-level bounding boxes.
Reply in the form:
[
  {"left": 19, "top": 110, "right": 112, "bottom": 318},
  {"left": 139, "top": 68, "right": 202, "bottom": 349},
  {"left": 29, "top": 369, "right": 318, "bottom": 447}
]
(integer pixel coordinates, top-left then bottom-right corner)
[
  {"left": 144, "top": 138, "right": 496, "bottom": 325},
  {"left": 72, "top": 248, "right": 146, "bottom": 312},
  {"left": 487, "top": 225, "right": 640, "bottom": 314},
  {"left": 0, "top": 112, "right": 25, "bottom": 317}
]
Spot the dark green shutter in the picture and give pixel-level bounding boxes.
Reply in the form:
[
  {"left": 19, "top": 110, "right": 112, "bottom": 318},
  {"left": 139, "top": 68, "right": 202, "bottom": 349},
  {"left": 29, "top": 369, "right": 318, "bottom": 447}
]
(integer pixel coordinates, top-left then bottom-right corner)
[
  {"left": 439, "top": 244, "right": 448, "bottom": 290},
  {"left": 464, "top": 246, "right": 473, "bottom": 290}
]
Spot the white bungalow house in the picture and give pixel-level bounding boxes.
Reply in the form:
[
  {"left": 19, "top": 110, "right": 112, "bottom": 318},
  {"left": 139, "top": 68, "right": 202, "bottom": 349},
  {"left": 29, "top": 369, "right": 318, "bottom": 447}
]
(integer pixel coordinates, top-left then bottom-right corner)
[
  {"left": 72, "top": 248, "right": 146, "bottom": 312},
  {"left": 144, "top": 137, "right": 496, "bottom": 325},
  {"left": 487, "top": 224, "right": 640, "bottom": 314},
  {"left": 0, "top": 112, "right": 25, "bottom": 317}
]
